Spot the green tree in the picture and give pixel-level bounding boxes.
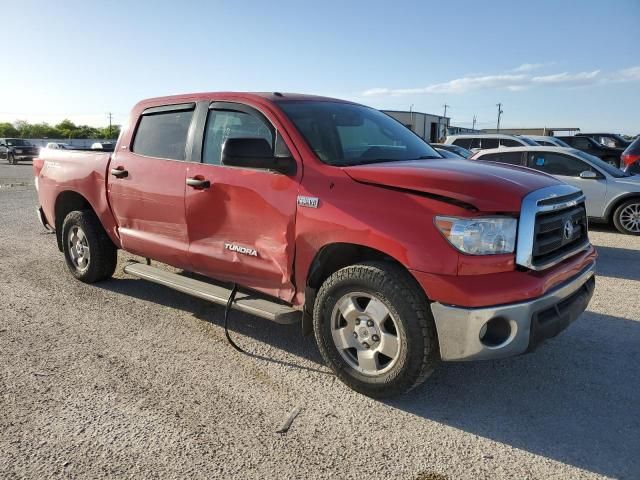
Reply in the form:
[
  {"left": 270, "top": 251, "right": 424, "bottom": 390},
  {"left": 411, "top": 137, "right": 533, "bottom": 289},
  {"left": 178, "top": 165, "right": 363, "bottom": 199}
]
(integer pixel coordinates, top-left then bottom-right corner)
[
  {"left": 0, "top": 122, "right": 19, "bottom": 137},
  {"left": 55, "top": 119, "right": 78, "bottom": 139},
  {"left": 96, "top": 125, "right": 121, "bottom": 139}
]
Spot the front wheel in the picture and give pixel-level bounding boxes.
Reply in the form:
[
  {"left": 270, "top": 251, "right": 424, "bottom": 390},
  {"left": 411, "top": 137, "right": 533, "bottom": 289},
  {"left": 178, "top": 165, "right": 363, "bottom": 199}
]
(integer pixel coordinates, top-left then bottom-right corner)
[
  {"left": 62, "top": 210, "right": 118, "bottom": 282},
  {"left": 613, "top": 199, "right": 640, "bottom": 235},
  {"left": 313, "top": 261, "right": 439, "bottom": 398},
  {"left": 7, "top": 153, "right": 15, "bottom": 165}
]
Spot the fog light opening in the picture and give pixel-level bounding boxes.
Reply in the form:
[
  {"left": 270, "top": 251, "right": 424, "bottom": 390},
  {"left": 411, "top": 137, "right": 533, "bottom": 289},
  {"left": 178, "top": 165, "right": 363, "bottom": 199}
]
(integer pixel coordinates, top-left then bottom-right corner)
[{"left": 479, "top": 317, "right": 512, "bottom": 348}]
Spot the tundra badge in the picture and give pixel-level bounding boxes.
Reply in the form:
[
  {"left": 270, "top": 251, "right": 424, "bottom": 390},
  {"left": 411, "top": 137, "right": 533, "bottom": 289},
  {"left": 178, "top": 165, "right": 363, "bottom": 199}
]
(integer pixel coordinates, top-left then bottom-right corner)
[
  {"left": 224, "top": 243, "right": 258, "bottom": 257},
  {"left": 297, "top": 196, "right": 319, "bottom": 208}
]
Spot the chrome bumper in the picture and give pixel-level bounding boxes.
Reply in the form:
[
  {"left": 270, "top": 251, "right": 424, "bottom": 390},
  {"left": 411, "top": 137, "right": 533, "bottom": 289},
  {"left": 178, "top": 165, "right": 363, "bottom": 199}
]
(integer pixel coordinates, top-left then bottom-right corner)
[{"left": 431, "top": 263, "right": 596, "bottom": 361}]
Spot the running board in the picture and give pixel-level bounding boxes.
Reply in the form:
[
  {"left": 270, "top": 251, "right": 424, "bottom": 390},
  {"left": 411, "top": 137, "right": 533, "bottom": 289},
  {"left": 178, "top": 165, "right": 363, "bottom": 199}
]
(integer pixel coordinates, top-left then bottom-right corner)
[{"left": 123, "top": 262, "right": 301, "bottom": 325}]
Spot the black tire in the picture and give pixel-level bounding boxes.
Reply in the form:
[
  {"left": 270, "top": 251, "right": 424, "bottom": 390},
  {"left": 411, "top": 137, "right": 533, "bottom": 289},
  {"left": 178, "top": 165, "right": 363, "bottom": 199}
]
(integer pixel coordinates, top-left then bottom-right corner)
[
  {"left": 61, "top": 210, "right": 118, "bottom": 283},
  {"left": 313, "top": 261, "right": 439, "bottom": 398},
  {"left": 7, "top": 153, "right": 15, "bottom": 165},
  {"left": 612, "top": 198, "right": 640, "bottom": 235}
]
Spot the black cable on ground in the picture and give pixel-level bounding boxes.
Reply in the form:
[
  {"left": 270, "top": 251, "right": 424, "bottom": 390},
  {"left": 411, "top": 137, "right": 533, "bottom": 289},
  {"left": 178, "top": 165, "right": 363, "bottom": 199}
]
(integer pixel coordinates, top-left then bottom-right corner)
[{"left": 224, "top": 283, "right": 246, "bottom": 353}]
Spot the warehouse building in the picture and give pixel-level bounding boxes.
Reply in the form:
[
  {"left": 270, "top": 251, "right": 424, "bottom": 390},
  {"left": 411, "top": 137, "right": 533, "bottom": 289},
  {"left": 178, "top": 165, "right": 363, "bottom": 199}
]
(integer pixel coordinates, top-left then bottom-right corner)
[{"left": 382, "top": 110, "right": 450, "bottom": 142}]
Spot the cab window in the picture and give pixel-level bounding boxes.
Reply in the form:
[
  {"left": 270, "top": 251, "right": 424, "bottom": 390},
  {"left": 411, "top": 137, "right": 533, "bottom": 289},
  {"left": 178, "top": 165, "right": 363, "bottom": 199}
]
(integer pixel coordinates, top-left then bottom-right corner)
[{"left": 202, "top": 108, "right": 273, "bottom": 165}]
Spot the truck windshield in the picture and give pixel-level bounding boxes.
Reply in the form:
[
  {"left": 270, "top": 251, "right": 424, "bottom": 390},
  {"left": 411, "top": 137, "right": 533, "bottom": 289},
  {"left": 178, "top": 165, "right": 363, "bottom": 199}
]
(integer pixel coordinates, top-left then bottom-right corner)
[{"left": 279, "top": 101, "right": 441, "bottom": 166}]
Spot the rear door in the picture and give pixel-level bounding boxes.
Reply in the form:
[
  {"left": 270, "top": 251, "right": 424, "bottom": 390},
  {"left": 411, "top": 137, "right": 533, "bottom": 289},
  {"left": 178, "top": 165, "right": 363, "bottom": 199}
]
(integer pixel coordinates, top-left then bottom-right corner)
[
  {"left": 184, "top": 101, "right": 300, "bottom": 302},
  {"left": 525, "top": 151, "right": 607, "bottom": 217},
  {"left": 107, "top": 103, "right": 195, "bottom": 269}
]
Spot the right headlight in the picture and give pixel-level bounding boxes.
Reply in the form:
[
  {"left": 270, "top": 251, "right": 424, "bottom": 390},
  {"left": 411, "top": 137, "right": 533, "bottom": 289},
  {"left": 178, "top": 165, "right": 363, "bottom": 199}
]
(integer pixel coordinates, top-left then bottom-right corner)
[{"left": 434, "top": 216, "right": 517, "bottom": 255}]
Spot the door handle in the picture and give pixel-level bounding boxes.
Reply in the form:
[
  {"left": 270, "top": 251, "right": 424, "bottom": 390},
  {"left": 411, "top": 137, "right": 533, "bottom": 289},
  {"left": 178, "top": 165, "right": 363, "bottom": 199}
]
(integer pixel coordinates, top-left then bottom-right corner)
[
  {"left": 186, "top": 177, "right": 211, "bottom": 189},
  {"left": 111, "top": 168, "right": 128, "bottom": 178}
]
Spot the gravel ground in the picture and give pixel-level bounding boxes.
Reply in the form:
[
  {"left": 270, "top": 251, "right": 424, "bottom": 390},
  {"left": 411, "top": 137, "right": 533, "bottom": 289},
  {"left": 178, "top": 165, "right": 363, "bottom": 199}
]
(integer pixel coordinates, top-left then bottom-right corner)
[{"left": 1, "top": 164, "right": 639, "bottom": 479}]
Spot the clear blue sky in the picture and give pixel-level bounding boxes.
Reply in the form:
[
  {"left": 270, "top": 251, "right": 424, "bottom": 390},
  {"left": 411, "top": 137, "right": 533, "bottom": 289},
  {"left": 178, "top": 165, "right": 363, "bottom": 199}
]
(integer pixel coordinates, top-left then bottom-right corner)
[{"left": 2, "top": 0, "right": 639, "bottom": 133}]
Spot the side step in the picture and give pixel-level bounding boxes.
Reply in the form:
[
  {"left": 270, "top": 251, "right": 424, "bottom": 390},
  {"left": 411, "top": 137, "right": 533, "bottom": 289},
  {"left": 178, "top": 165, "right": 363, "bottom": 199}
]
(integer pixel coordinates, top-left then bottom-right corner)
[{"left": 123, "top": 262, "right": 301, "bottom": 325}]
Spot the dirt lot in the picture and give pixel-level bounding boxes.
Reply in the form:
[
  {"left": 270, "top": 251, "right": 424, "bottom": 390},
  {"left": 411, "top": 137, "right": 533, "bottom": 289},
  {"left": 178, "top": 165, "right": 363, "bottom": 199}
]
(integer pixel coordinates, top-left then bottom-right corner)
[{"left": 1, "top": 162, "right": 639, "bottom": 479}]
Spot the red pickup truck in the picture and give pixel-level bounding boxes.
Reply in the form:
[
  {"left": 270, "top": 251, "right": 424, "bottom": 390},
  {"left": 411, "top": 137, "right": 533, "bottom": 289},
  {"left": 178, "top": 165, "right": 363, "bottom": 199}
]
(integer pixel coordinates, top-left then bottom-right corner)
[{"left": 34, "top": 92, "right": 596, "bottom": 397}]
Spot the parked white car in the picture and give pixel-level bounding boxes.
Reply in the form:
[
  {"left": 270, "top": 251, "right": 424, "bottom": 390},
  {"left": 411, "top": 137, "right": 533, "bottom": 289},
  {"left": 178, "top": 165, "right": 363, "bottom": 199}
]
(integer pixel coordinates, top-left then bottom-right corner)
[
  {"left": 519, "top": 135, "right": 572, "bottom": 148},
  {"left": 444, "top": 134, "right": 539, "bottom": 152},
  {"left": 472, "top": 146, "right": 640, "bottom": 235},
  {"left": 45, "top": 142, "right": 74, "bottom": 150}
]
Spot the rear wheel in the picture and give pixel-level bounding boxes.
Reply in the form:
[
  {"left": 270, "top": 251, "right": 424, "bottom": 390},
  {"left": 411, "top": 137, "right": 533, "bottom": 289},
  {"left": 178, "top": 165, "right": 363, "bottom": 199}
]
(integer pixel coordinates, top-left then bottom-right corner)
[
  {"left": 62, "top": 210, "right": 117, "bottom": 282},
  {"left": 613, "top": 199, "right": 640, "bottom": 235},
  {"left": 313, "top": 261, "right": 439, "bottom": 398}
]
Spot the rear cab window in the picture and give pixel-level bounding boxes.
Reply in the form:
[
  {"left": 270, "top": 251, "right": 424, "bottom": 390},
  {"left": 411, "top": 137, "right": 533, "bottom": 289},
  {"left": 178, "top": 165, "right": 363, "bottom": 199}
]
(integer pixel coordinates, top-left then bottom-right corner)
[{"left": 132, "top": 103, "right": 195, "bottom": 160}]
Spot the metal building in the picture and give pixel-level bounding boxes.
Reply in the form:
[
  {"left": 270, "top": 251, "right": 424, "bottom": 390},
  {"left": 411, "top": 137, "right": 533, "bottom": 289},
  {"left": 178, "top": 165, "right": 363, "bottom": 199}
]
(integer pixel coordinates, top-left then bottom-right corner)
[{"left": 382, "top": 110, "right": 450, "bottom": 142}]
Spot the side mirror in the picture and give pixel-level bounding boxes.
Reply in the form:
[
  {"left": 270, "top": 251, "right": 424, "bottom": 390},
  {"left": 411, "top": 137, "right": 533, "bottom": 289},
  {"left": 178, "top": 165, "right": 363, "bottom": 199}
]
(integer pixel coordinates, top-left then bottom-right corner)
[
  {"left": 221, "top": 138, "right": 296, "bottom": 175},
  {"left": 579, "top": 170, "right": 598, "bottom": 179}
]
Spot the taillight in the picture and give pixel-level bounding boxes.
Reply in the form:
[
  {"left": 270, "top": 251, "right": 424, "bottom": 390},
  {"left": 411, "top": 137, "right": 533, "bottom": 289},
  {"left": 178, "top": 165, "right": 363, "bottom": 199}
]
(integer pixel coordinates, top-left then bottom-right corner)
[{"left": 622, "top": 153, "right": 640, "bottom": 167}]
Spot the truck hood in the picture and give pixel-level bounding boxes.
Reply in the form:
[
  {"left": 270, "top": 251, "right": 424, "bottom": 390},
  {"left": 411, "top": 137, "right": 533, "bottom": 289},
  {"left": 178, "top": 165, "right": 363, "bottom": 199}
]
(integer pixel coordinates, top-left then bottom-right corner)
[{"left": 343, "top": 159, "right": 562, "bottom": 212}]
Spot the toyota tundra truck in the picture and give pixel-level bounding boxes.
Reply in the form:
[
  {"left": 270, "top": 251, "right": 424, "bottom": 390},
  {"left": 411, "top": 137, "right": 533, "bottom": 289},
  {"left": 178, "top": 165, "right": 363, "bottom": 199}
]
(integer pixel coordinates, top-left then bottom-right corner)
[{"left": 33, "top": 92, "right": 597, "bottom": 397}]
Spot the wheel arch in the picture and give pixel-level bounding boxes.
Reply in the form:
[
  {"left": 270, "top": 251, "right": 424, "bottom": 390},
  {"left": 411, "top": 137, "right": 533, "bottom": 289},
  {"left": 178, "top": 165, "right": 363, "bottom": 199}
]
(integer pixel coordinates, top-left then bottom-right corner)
[
  {"left": 54, "top": 191, "right": 94, "bottom": 251},
  {"left": 604, "top": 193, "right": 640, "bottom": 222},
  {"left": 301, "top": 242, "right": 427, "bottom": 335}
]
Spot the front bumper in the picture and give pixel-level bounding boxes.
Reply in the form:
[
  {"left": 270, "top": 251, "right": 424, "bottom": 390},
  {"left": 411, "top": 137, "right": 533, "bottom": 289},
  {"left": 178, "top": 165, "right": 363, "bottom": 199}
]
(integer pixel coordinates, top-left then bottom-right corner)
[{"left": 431, "top": 262, "right": 595, "bottom": 361}]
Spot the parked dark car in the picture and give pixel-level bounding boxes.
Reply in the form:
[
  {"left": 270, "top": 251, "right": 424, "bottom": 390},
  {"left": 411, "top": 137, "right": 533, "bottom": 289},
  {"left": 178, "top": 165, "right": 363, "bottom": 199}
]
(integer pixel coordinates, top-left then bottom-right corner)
[
  {"left": 621, "top": 136, "right": 640, "bottom": 175},
  {"left": 431, "top": 143, "right": 473, "bottom": 158},
  {"left": 556, "top": 135, "right": 624, "bottom": 168},
  {"left": 577, "top": 133, "right": 631, "bottom": 149},
  {"left": 0, "top": 138, "right": 40, "bottom": 165}
]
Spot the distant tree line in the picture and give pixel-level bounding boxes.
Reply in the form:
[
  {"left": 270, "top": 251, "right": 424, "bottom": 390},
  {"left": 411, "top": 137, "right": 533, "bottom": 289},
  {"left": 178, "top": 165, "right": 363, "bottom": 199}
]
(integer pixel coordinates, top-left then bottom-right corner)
[{"left": 0, "top": 119, "right": 121, "bottom": 139}]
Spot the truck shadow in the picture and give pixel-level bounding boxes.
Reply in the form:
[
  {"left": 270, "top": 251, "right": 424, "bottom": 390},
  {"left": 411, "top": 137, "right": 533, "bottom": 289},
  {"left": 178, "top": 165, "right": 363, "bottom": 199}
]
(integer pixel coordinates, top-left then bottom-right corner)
[
  {"left": 95, "top": 275, "right": 328, "bottom": 375},
  {"left": 593, "top": 245, "right": 640, "bottom": 281},
  {"left": 96, "top": 277, "right": 639, "bottom": 479},
  {"left": 388, "top": 310, "right": 640, "bottom": 479}
]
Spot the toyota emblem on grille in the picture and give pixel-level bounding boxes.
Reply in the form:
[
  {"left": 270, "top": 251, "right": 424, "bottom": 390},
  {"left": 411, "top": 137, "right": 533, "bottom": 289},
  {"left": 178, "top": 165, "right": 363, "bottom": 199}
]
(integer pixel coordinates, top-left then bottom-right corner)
[{"left": 563, "top": 219, "right": 574, "bottom": 240}]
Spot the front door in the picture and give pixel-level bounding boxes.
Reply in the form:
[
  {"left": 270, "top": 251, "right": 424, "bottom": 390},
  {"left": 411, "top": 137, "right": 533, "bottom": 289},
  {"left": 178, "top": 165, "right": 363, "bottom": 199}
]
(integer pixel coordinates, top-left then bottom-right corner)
[
  {"left": 185, "top": 102, "right": 299, "bottom": 302},
  {"left": 107, "top": 103, "right": 195, "bottom": 269}
]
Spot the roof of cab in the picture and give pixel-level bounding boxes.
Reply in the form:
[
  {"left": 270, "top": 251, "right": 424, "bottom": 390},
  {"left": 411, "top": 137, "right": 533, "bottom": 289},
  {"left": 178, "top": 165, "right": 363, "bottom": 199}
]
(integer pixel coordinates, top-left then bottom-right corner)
[{"left": 134, "top": 92, "right": 355, "bottom": 109}]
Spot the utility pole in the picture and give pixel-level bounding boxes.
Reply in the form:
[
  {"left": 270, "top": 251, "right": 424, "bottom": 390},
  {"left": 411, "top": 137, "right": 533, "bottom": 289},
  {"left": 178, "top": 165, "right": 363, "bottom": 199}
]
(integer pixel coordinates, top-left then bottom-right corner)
[
  {"left": 107, "top": 112, "right": 113, "bottom": 138},
  {"left": 436, "top": 104, "right": 449, "bottom": 141},
  {"left": 472, "top": 115, "right": 477, "bottom": 131},
  {"left": 496, "top": 103, "right": 503, "bottom": 133}
]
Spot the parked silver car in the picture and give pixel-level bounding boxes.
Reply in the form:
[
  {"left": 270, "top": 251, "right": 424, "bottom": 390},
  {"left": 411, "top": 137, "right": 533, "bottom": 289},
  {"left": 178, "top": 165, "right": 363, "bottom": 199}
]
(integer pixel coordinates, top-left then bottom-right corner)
[{"left": 472, "top": 146, "right": 640, "bottom": 235}]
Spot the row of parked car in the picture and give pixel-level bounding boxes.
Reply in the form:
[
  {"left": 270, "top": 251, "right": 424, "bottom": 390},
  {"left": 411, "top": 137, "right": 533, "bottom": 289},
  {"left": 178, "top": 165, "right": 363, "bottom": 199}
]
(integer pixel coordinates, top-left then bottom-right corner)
[
  {"left": 0, "top": 139, "right": 115, "bottom": 164},
  {"left": 433, "top": 133, "right": 640, "bottom": 235},
  {"left": 443, "top": 133, "right": 638, "bottom": 170}
]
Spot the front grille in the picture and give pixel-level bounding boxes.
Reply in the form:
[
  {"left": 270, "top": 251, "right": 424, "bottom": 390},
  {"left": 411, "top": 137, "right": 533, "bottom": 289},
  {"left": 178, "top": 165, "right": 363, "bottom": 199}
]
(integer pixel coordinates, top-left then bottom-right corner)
[
  {"left": 516, "top": 185, "right": 590, "bottom": 271},
  {"left": 532, "top": 204, "right": 588, "bottom": 267}
]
